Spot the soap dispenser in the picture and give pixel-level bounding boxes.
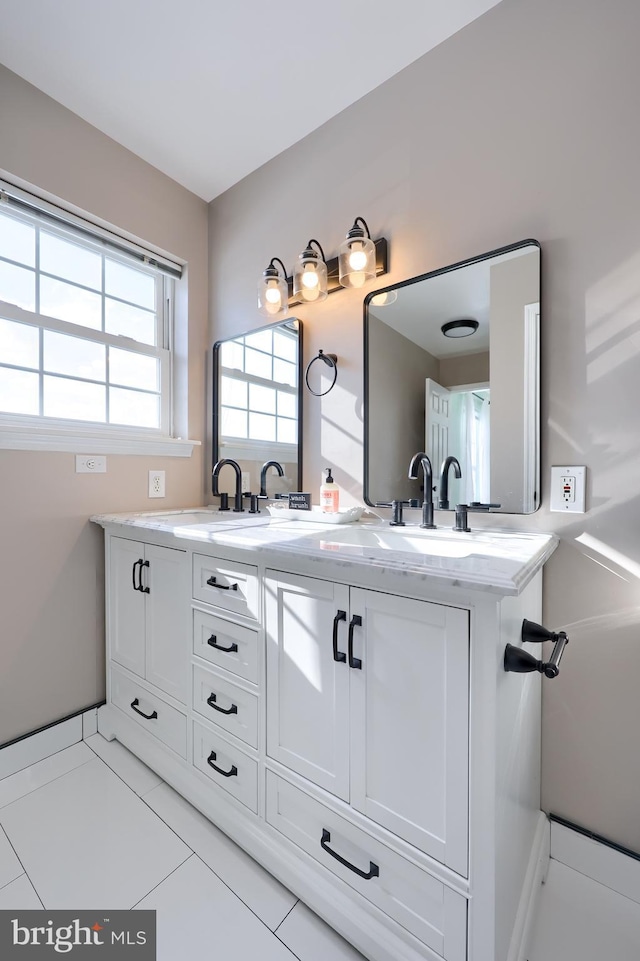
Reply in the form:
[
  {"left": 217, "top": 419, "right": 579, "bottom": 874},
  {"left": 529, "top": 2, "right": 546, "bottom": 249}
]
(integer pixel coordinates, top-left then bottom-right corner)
[{"left": 320, "top": 468, "right": 340, "bottom": 513}]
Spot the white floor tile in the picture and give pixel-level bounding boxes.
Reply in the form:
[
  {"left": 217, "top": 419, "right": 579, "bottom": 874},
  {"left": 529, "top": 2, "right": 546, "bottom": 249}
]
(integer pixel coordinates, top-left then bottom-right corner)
[
  {"left": 528, "top": 860, "right": 640, "bottom": 961},
  {"left": 276, "top": 902, "right": 367, "bottom": 961},
  {"left": 0, "top": 758, "right": 190, "bottom": 909},
  {"left": 84, "top": 734, "right": 162, "bottom": 796},
  {"left": 0, "top": 874, "right": 43, "bottom": 909},
  {"left": 144, "top": 783, "right": 296, "bottom": 930},
  {"left": 0, "top": 741, "right": 94, "bottom": 810},
  {"left": 0, "top": 827, "right": 23, "bottom": 890},
  {"left": 136, "top": 855, "right": 296, "bottom": 961}
]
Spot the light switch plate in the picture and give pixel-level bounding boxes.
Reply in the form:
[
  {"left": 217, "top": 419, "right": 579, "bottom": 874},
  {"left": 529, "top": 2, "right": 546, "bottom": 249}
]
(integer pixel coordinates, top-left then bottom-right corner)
[{"left": 550, "top": 465, "right": 586, "bottom": 512}]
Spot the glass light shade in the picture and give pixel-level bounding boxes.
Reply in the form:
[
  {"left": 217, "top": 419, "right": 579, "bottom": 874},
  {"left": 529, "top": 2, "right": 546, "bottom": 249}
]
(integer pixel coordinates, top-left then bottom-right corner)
[
  {"left": 258, "top": 266, "right": 288, "bottom": 317},
  {"left": 293, "top": 249, "right": 328, "bottom": 303},
  {"left": 338, "top": 233, "right": 376, "bottom": 289}
]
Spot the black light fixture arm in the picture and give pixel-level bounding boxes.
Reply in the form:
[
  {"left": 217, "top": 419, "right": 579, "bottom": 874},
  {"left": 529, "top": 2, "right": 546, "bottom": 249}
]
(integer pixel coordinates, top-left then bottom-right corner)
[
  {"left": 305, "top": 239, "right": 326, "bottom": 262},
  {"left": 268, "top": 256, "right": 288, "bottom": 279},
  {"left": 350, "top": 216, "right": 371, "bottom": 239},
  {"left": 504, "top": 619, "right": 569, "bottom": 678}
]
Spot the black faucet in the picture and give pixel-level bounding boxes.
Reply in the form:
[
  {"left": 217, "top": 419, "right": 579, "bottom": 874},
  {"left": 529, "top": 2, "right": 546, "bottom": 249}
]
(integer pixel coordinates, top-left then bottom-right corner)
[
  {"left": 408, "top": 452, "right": 436, "bottom": 529},
  {"left": 438, "top": 456, "right": 462, "bottom": 509},
  {"left": 212, "top": 458, "right": 244, "bottom": 512},
  {"left": 259, "top": 460, "right": 284, "bottom": 498}
]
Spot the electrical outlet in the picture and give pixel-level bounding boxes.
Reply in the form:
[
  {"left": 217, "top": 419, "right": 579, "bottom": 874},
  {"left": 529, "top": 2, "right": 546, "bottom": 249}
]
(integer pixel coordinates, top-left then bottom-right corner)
[
  {"left": 550, "top": 466, "right": 586, "bottom": 512},
  {"left": 148, "top": 470, "right": 166, "bottom": 498},
  {"left": 76, "top": 455, "right": 106, "bottom": 473}
]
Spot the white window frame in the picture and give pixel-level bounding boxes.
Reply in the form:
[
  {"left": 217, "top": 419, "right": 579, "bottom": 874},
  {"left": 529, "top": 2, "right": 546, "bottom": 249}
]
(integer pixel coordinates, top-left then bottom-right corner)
[{"left": 0, "top": 181, "right": 197, "bottom": 456}]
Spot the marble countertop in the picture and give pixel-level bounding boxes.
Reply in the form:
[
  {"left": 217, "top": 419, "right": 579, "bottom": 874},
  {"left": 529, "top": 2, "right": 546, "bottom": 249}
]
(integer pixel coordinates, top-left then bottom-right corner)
[{"left": 91, "top": 507, "right": 558, "bottom": 596}]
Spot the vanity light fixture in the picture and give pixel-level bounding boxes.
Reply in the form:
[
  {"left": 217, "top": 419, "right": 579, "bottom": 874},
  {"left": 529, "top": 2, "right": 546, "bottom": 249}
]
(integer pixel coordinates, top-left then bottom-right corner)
[
  {"left": 293, "top": 239, "right": 328, "bottom": 303},
  {"left": 441, "top": 319, "right": 479, "bottom": 338},
  {"left": 338, "top": 217, "right": 377, "bottom": 289},
  {"left": 258, "top": 257, "right": 289, "bottom": 318}
]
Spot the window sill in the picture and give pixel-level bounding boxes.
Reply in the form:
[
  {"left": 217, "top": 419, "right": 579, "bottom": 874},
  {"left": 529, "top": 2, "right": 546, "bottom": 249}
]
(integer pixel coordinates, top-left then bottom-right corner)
[{"left": 0, "top": 424, "right": 200, "bottom": 457}]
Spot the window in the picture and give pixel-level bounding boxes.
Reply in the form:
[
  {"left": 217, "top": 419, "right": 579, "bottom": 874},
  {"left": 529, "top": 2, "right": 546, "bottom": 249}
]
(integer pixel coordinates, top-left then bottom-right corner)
[
  {"left": 0, "top": 184, "right": 190, "bottom": 453},
  {"left": 219, "top": 325, "right": 298, "bottom": 460}
]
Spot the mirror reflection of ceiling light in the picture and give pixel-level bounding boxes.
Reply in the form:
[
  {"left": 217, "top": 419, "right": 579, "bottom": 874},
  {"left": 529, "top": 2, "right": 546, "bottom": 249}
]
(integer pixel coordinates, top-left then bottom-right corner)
[{"left": 441, "top": 319, "right": 479, "bottom": 338}]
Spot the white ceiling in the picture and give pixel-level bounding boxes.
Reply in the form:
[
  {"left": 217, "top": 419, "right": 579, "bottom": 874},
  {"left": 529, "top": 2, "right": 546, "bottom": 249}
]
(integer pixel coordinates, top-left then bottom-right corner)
[{"left": 0, "top": 0, "right": 501, "bottom": 202}]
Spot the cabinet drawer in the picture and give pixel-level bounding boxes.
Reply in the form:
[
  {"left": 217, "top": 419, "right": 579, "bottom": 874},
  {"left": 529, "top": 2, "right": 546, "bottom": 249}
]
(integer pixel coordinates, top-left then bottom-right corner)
[
  {"left": 266, "top": 772, "right": 467, "bottom": 961},
  {"left": 193, "top": 720, "right": 258, "bottom": 814},
  {"left": 110, "top": 668, "right": 187, "bottom": 759},
  {"left": 193, "top": 609, "right": 258, "bottom": 684},
  {"left": 193, "top": 555, "right": 259, "bottom": 621},
  {"left": 192, "top": 663, "right": 258, "bottom": 748}
]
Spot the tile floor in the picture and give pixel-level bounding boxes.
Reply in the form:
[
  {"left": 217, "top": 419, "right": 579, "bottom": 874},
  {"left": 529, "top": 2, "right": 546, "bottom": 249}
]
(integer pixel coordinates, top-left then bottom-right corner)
[
  {"left": 2, "top": 732, "right": 639, "bottom": 961},
  {"left": 0, "top": 734, "right": 366, "bottom": 961}
]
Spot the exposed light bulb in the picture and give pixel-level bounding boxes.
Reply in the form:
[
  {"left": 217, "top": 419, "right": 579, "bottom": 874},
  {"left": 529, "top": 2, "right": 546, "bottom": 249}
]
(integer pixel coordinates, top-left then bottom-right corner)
[
  {"left": 265, "top": 284, "right": 282, "bottom": 305},
  {"left": 348, "top": 245, "right": 368, "bottom": 271},
  {"left": 301, "top": 267, "right": 319, "bottom": 289},
  {"left": 301, "top": 285, "right": 320, "bottom": 302},
  {"left": 348, "top": 271, "right": 366, "bottom": 288}
]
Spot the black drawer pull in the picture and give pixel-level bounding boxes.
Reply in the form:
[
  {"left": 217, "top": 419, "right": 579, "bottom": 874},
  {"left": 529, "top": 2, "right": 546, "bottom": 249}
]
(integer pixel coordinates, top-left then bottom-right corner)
[
  {"left": 207, "top": 692, "right": 238, "bottom": 715},
  {"left": 206, "top": 576, "right": 238, "bottom": 591},
  {"left": 207, "top": 634, "right": 238, "bottom": 654},
  {"left": 207, "top": 751, "right": 238, "bottom": 778},
  {"left": 130, "top": 698, "right": 157, "bottom": 720},
  {"left": 348, "top": 614, "right": 363, "bottom": 669},
  {"left": 332, "top": 610, "right": 347, "bottom": 663},
  {"left": 140, "top": 559, "right": 150, "bottom": 593},
  {"left": 320, "top": 829, "right": 379, "bottom": 880},
  {"left": 132, "top": 558, "right": 143, "bottom": 592}
]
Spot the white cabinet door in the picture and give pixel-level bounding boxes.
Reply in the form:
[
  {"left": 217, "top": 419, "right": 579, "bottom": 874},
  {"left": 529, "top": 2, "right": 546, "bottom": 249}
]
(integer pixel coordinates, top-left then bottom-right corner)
[
  {"left": 349, "top": 589, "right": 469, "bottom": 876},
  {"left": 109, "top": 536, "right": 146, "bottom": 678},
  {"left": 109, "top": 537, "right": 187, "bottom": 704},
  {"left": 266, "top": 571, "right": 350, "bottom": 801},
  {"left": 145, "top": 543, "right": 188, "bottom": 704}
]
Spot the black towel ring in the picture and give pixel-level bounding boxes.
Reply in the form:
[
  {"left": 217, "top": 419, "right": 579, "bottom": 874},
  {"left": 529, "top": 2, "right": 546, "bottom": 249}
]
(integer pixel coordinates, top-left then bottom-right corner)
[{"left": 305, "top": 350, "right": 338, "bottom": 396}]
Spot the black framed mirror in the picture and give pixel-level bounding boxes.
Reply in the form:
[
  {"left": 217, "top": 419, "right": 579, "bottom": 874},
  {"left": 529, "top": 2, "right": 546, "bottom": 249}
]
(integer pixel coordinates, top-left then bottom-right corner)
[
  {"left": 212, "top": 318, "right": 302, "bottom": 498},
  {"left": 364, "top": 240, "right": 540, "bottom": 514}
]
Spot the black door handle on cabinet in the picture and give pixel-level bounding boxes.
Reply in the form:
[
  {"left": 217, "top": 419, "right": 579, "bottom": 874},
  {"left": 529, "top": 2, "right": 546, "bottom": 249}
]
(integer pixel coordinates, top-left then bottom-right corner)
[
  {"left": 207, "top": 751, "right": 238, "bottom": 777},
  {"left": 332, "top": 610, "right": 347, "bottom": 663},
  {"left": 140, "top": 559, "right": 150, "bottom": 593},
  {"left": 130, "top": 698, "right": 158, "bottom": 720},
  {"left": 206, "top": 576, "right": 238, "bottom": 591},
  {"left": 207, "top": 692, "right": 238, "bottom": 715},
  {"left": 132, "top": 559, "right": 143, "bottom": 592},
  {"left": 207, "top": 635, "right": 238, "bottom": 654},
  {"left": 320, "top": 829, "right": 379, "bottom": 880},
  {"left": 348, "top": 614, "right": 363, "bottom": 669}
]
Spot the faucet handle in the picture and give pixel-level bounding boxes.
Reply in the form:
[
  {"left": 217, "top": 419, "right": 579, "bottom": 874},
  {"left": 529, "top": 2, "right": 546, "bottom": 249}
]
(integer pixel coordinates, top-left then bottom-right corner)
[
  {"left": 453, "top": 504, "right": 471, "bottom": 532},
  {"left": 218, "top": 492, "right": 230, "bottom": 512},
  {"left": 389, "top": 499, "right": 408, "bottom": 527},
  {"left": 468, "top": 501, "right": 502, "bottom": 510}
]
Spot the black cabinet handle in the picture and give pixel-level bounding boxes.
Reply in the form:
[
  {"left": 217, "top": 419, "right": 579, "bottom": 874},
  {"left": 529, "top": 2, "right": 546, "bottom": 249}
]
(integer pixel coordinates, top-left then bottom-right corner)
[
  {"left": 130, "top": 698, "right": 157, "bottom": 720},
  {"left": 132, "top": 558, "right": 143, "bottom": 592},
  {"left": 207, "top": 634, "right": 238, "bottom": 654},
  {"left": 207, "top": 751, "right": 238, "bottom": 777},
  {"left": 348, "top": 614, "right": 363, "bottom": 669},
  {"left": 206, "top": 576, "right": 238, "bottom": 591},
  {"left": 332, "top": 610, "right": 347, "bottom": 663},
  {"left": 140, "top": 559, "right": 150, "bottom": 594},
  {"left": 320, "top": 829, "right": 379, "bottom": 880},
  {"left": 207, "top": 692, "right": 238, "bottom": 715}
]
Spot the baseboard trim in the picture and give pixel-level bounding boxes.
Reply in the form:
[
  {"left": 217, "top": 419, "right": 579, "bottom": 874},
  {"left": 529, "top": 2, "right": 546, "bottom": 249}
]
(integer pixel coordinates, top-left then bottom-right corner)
[
  {"left": 507, "top": 812, "right": 550, "bottom": 961},
  {"left": 550, "top": 816, "right": 640, "bottom": 905},
  {"left": 0, "top": 702, "right": 105, "bottom": 781}
]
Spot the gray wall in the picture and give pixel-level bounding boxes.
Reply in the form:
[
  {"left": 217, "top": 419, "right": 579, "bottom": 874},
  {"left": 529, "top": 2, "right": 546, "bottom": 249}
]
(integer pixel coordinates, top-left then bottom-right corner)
[
  {"left": 0, "top": 66, "right": 209, "bottom": 744},
  {"left": 209, "top": 0, "right": 640, "bottom": 850},
  {"left": 439, "top": 351, "right": 490, "bottom": 388},
  {"left": 367, "top": 316, "right": 438, "bottom": 502},
  {"left": 490, "top": 254, "right": 539, "bottom": 511}
]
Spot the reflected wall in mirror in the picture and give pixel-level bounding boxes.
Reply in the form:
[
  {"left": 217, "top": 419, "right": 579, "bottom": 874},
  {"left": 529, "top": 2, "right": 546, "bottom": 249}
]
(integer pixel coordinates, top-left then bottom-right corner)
[
  {"left": 364, "top": 241, "right": 540, "bottom": 513},
  {"left": 212, "top": 318, "right": 302, "bottom": 499}
]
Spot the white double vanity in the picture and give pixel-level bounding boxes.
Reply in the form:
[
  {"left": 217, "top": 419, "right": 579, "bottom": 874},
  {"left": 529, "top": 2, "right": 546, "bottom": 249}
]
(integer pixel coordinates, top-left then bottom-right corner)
[{"left": 92, "top": 507, "right": 557, "bottom": 961}]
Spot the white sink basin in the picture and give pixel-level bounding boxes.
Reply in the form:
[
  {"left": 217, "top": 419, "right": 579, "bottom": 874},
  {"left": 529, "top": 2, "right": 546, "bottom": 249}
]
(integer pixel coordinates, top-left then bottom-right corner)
[{"left": 135, "top": 509, "right": 271, "bottom": 529}]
